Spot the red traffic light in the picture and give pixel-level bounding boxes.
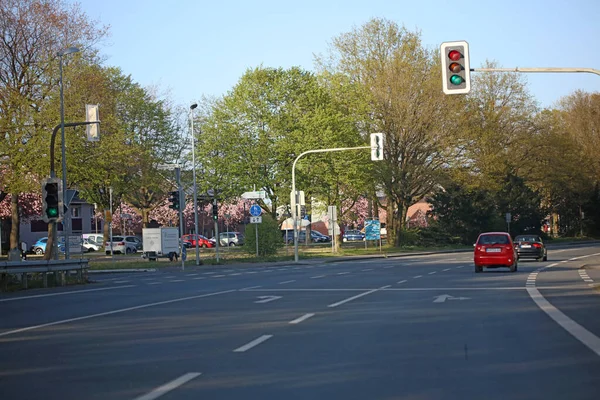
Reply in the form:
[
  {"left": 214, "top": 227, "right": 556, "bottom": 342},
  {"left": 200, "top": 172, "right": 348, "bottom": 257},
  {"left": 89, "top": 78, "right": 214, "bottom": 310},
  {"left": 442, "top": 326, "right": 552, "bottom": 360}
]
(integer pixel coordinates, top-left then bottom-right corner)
[{"left": 448, "top": 50, "right": 462, "bottom": 61}]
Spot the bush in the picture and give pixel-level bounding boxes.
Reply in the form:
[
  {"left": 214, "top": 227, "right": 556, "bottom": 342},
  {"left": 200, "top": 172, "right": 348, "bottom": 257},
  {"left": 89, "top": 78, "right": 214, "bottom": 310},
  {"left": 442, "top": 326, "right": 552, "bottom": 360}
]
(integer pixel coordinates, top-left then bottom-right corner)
[{"left": 244, "top": 213, "right": 284, "bottom": 256}]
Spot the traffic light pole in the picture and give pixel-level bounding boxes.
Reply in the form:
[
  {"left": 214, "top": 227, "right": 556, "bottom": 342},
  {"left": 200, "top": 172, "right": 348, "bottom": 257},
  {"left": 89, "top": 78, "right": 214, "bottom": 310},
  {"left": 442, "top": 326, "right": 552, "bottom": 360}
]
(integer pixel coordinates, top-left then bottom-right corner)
[
  {"left": 175, "top": 167, "right": 185, "bottom": 271},
  {"left": 471, "top": 67, "right": 600, "bottom": 76},
  {"left": 213, "top": 198, "right": 220, "bottom": 263},
  {"left": 291, "top": 145, "right": 370, "bottom": 262}
]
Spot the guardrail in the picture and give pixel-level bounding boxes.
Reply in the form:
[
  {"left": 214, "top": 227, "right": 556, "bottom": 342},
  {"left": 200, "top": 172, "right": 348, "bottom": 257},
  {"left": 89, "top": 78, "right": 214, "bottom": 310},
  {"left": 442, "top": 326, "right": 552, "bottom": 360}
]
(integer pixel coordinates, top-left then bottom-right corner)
[{"left": 0, "top": 259, "right": 89, "bottom": 290}]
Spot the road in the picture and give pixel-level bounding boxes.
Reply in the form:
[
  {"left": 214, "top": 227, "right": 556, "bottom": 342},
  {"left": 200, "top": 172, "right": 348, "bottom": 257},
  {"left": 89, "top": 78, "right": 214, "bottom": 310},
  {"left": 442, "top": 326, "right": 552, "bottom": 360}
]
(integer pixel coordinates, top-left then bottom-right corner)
[{"left": 1, "top": 245, "right": 600, "bottom": 399}]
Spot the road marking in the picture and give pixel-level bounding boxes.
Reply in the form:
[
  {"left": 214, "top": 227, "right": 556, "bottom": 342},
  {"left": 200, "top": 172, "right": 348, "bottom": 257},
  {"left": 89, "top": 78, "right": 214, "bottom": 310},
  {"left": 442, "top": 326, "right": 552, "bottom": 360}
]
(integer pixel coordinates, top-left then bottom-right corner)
[
  {"left": 141, "top": 278, "right": 158, "bottom": 281},
  {"left": 337, "top": 272, "right": 350, "bottom": 275},
  {"left": 0, "top": 289, "right": 236, "bottom": 338},
  {"left": 148, "top": 282, "right": 162, "bottom": 285},
  {"left": 397, "top": 280, "right": 407, "bottom": 284},
  {"left": 213, "top": 275, "right": 226, "bottom": 278},
  {"left": 442, "top": 268, "right": 451, "bottom": 272},
  {"left": 384, "top": 266, "right": 393, "bottom": 269},
  {"left": 247, "top": 271, "right": 258, "bottom": 274},
  {"left": 361, "top": 268, "right": 373, "bottom": 272},
  {"left": 168, "top": 280, "right": 185, "bottom": 283},
  {"left": 185, "top": 273, "right": 199, "bottom": 277},
  {"left": 229, "top": 273, "right": 242, "bottom": 276},
  {"left": 311, "top": 275, "right": 325, "bottom": 279},
  {"left": 428, "top": 272, "right": 437, "bottom": 275},
  {"left": 289, "top": 313, "right": 315, "bottom": 324},
  {"left": 192, "top": 277, "right": 205, "bottom": 280},
  {"left": 527, "top": 253, "right": 600, "bottom": 358},
  {"left": 254, "top": 295, "right": 282, "bottom": 304},
  {"left": 433, "top": 294, "right": 470, "bottom": 303},
  {"left": 413, "top": 275, "right": 423, "bottom": 279},
  {"left": 0, "top": 285, "right": 136, "bottom": 302},
  {"left": 328, "top": 285, "right": 390, "bottom": 308},
  {"left": 457, "top": 266, "right": 465, "bottom": 269},
  {"left": 279, "top": 280, "right": 295, "bottom": 285},
  {"left": 578, "top": 270, "right": 594, "bottom": 283},
  {"left": 164, "top": 276, "right": 177, "bottom": 278},
  {"left": 240, "top": 286, "right": 262, "bottom": 291},
  {"left": 278, "top": 269, "right": 287, "bottom": 271},
  {"left": 133, "top": 372, "right": 202, "bottom": 400},
  {"left": 233, "top": 335, "right": 273, "bottom": 352},
  {"left": 203, "top": 272, "right": 216, "bottom": 275},
  {"left": 113, "top": 280, "right": 130, "bottom": 284}
]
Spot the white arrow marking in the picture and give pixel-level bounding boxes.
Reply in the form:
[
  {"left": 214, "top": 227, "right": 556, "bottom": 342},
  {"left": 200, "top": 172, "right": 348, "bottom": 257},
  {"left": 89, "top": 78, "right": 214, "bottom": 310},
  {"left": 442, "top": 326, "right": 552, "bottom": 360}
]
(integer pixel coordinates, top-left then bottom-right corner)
[
  {"left": 433, "top": 294, "right": 471, "bottom": 303},
  {"left": 254, "top": 295, "right": 282, "bottom": 304}
]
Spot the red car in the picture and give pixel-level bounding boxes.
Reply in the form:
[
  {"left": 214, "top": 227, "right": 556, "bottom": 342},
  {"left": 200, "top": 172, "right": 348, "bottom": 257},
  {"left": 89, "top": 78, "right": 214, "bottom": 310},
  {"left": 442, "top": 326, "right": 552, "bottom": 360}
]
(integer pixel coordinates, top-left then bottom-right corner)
[
  {"left": 182, "top": 234, "right": 214, "bottom": 248},
  {"left": 473, "top": 232, "right": 518, "bottom": 273}
]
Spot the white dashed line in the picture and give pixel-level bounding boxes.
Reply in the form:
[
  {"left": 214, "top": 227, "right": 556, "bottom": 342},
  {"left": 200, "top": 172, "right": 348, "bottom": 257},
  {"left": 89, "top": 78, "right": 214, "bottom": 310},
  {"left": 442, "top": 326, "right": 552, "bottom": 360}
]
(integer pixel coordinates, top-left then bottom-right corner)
[
  {"left": 229, "top": 273, "right": 242, "bottom": 276},
  {"left": 193, "top": 277, "right": 205, "bottom": 280},
  {"left": 428, "top": 272, "right": 437, "bottom": 275},
  {"left": 213, "top": 275, "right": 226, "bottom": 278},
  {"left": 443, "top": 268, "right": 451, "bottom": 272},
  {"left": 328, "top": 285, "right": 390, "bottom": 308},
  {"left": 148, "top": 282, "right": 162, "bottom": 285},
  {"left": 311, "top": 275, "right": 326, "bottom": 279},
  {"left": 413, "top": 275, "right": 423, "bottom": 279},
  {"left": 113, "top": 280, "right": 130, "bottom": 284},
  {"left": 384, "top": 266, "right": 393, "bottom": 269},
  {"left": 240, "top": 286, "right": 262, "bottom": 291},
  {"left": 247, "top": 271, "right": 258, "bottom": 274},
  {"left": 362, "top": 268, "right": 373, "bottom": 272},
  {"left": 279, "top": 280, "right": 296, "bottom": 285},
  {"left": 397, "top": 280, "right": 407, "bottom": 284},
  {"left": 289, "top": 313, "right": 315, "bottom": 324},
  {"left": 133, "top": 372, "right": 202, "bottom": 400},
  {"left": 233, "top": 335, "right": 273, "bottom": 352},
  {"left": 185, "top": 273, "right": 199, "bottom": 277},
  {"left": 457, "top": 266, "right": 465, "bottom": 269},
  {"left": 168, "top": 280, "right": 185, "bottom": 283},
  {"left": 203, "top": 272, "right": 216, "bottom": 275},
  {"left": 164, "top": 276, "right": 177, "bottom": 278},
  {"left": 337, "top": 272, "right": 350, "bottom": 275}
]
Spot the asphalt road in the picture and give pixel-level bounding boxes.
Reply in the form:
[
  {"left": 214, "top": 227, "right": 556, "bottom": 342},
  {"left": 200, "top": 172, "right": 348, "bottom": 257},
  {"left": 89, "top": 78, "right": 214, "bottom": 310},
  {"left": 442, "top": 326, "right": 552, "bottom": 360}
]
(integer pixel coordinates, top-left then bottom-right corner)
[{"left": 1, "top": 245, "right": 600, "bottom": 400}]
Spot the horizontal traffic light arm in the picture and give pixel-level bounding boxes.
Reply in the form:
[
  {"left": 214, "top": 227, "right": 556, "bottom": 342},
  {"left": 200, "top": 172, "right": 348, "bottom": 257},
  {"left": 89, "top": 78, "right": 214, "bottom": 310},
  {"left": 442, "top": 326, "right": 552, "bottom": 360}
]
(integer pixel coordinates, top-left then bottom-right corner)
[
  {"left": 472, "top": 67, "right": 600, "bottom": 76},
  {"left": 50, "top": 121, "right": 101, "bottom": 175}
]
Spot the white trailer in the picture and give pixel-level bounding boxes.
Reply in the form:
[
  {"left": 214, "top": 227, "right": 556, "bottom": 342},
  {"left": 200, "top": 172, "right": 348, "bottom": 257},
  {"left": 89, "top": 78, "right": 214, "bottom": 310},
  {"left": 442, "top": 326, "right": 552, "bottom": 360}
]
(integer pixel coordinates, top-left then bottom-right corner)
[{"left": 142, "top": 227, "right": 180, "bottom": 261}]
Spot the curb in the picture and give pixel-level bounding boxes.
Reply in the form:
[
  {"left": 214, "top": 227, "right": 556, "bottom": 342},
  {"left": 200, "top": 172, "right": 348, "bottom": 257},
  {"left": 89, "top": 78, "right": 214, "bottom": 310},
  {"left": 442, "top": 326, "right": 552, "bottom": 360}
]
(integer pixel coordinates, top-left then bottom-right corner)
[{"left": 88, "top": 268, "right": 157, "bottom": 274}]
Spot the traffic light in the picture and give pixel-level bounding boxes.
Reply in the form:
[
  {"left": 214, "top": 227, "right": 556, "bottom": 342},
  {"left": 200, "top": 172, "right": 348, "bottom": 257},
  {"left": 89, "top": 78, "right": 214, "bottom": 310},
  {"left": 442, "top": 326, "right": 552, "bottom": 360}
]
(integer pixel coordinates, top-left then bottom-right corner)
[
  {"left": 168, "top": 190, "right": 180, "bottom": 210},
  {"left": 212, "top": 202, "right": 218, "bottom": 221},
  {"left": 41, "top": 178, "right": 63, "bottom": 223},
  {"left": 370, "top": 132, "right": 384, "bottom": 161},
  {"left": 440, "top": 41, "right": 470, "bottom": 95}
]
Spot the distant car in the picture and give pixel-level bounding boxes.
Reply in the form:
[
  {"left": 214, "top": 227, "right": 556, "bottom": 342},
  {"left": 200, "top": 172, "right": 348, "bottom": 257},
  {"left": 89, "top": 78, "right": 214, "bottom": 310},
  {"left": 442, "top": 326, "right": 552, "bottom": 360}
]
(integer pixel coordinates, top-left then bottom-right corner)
[
  {"left": 342, "top": 230, "right": 365, "bottom": 242},
  {"left": 82, "top": 238, "right": 101, "bottom": 252},
  {"left": 310, "top": 231, "right": 331, "bottom": 243},
  {"left": 514, "top": 235, "right": 547, "bottom": 261},
  {"left": 282, "top": 230, "right": 325, "bottom": 244},
  {"left": 474, "top": 232, "right": 518, "bottom": 273},
  {"left": 218, "top": 232, "right": 245, "bottom": 246},
  {"left": 182, "top": 234, "right": 215, "bottom": 248},
  {"left": 31, "top": 237, "right": 48, "bottom": 255},
  {"left": 181, "top": 239, "right": 192, "bottom": 249},
  {"left": 105, "top": 235, "right": 142, "bottom": 255}
]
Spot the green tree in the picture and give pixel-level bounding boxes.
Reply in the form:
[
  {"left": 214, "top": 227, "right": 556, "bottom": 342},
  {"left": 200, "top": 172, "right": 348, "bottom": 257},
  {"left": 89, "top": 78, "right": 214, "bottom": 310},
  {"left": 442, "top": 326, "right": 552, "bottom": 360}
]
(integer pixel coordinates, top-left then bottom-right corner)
[{"left": 244, "top": 213, "right": 283, "bottom": 256}]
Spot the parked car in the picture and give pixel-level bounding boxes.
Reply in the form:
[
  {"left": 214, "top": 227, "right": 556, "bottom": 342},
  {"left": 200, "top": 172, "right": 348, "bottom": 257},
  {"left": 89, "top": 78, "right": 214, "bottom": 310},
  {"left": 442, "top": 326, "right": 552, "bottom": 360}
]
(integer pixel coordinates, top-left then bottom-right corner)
[
  {"left": 105, "top": 235, "right": 142, "bottom": 255},
  {"left": 82, "top": 234, "right": 104, "bottom": 248},
  {"left": 182, "top": 234, "right": 215, "bottom": 248},
  {"left": 218, "top": 232, "right": 245, "bottom": 246},
  {"left": 514, "top": 234, "right": 547, "bottom": 261},
  {"left": 474, "top": 232, "right": 518, "bottom": 273},
  {"left": 342, "top": 229, "right": 365, "bottom": 242},
  {"left": 282, "top": 230, "right": 328, "bottom": 244},
  {"left": 82, "top": 238, "right": 101, "bottom": 252},
  {"left": 31, "top": 237, "right": 48, "bottom": 255},
  {"left": 310, "top": 231, "right": 331, "bottom": 243}
]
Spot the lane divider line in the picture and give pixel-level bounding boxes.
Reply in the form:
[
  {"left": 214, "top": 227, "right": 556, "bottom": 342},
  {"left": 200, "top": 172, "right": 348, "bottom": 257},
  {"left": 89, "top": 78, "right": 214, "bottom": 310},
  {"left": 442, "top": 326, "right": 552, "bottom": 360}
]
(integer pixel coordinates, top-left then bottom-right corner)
[
  {"left": 289, "top": 313, "right": 315, "bottom": 324},
  {"left": 233, "top": 335, "right": 273, "bottom": 352},
  {"left": 328, "top": 285, "right": 390, "bottom": 308},
  {"left": 0, "top": 285, "right": 136, "bottom": 302},
  {"left": 133, "top": 372, "right": 202, "bottom": 400},
  {"left": 279, "top": 280, "right": 295, "bottom": 285},
  {"left": 413, "top": 275, "right": 423, "bottom": 279}
]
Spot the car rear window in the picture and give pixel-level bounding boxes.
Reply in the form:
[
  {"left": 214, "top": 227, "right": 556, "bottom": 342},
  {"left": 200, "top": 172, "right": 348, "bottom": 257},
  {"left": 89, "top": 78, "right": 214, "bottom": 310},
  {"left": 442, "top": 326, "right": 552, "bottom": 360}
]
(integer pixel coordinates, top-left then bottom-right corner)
[
  {"left": 478, "top": 234, "right": 510, "bottom": 245},
  {"left": 111, "top": 236, "right": 123, "bottom": 241},
  {"left": 515, "top": 236, "right": 540, "bottom": 242}
]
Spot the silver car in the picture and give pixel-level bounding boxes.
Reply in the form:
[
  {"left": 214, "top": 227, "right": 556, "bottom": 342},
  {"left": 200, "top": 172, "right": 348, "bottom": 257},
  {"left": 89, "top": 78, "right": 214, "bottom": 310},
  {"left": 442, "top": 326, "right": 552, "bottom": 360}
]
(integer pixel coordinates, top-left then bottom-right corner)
[
  {"left": 105, "top": 235, "right": 142, "bottom": 254},
  {"left": 219, "top": 232, "right": 245, "bottom": 246}
]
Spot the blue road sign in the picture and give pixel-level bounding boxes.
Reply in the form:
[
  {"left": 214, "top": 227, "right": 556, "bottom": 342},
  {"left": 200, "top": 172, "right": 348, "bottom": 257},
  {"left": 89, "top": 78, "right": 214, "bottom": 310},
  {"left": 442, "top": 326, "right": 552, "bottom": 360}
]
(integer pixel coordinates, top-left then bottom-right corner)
[
  {"left": 365, "top": 219, "right": 381, "bottom": 240},
  {"left": 250, "top": 204, "right": 262, "bottom": 217}
]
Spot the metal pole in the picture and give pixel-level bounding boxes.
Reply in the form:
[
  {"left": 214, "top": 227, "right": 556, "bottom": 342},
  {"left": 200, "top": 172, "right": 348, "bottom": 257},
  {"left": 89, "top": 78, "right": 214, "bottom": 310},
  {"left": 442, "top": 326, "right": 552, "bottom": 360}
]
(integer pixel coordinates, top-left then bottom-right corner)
[
  {"left": 175, "top": 167, "right": 185, "bottom": 271},
  {"left": 58, "top": 55, "right": 70, "bottom": 260},
  {"left": 109, "top": 187, "right": 114, "bottom": 260},
  {"left": 472, "top": 67, "right": 600, "bottom": 76},
  {"left": 214, "top": 197, "right": 220, "bottom": 263},
  {"left": 190, "top": 104, "right": 200, "bottom": 266},
  {"left": 291, "top": 145, "right": 370, "bottom": 262},
  {"left": 255, "top": 223, "right": 259, "bottom": 257}
]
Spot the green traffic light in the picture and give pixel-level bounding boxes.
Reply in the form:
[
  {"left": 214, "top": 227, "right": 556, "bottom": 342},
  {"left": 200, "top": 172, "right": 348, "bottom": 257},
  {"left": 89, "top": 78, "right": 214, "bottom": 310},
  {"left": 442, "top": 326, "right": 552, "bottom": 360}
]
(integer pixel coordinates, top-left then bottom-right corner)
[
  {"left": 47, "top": 207, "right": 58, "bottom": 217},
  {"left": 450, "top": 75, "right": 464, "bottom": 85}
]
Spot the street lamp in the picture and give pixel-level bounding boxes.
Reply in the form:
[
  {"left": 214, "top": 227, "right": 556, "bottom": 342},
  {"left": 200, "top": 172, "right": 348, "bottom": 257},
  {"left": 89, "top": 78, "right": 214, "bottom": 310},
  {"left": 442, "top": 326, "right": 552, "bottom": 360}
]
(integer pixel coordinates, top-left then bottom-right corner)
[
  {"left": 58, "top": 46, "right": 80, "bottom": 260},
  {"left": 190, "top": 103, "right": 201, "bottom": 265}
]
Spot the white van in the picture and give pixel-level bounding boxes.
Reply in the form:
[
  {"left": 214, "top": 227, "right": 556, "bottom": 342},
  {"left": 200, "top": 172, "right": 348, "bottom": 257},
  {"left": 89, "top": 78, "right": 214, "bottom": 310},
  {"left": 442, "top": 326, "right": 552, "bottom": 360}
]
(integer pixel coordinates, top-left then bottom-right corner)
[{"left": 82, "top": 233, "right": 104, "bottom": 247}]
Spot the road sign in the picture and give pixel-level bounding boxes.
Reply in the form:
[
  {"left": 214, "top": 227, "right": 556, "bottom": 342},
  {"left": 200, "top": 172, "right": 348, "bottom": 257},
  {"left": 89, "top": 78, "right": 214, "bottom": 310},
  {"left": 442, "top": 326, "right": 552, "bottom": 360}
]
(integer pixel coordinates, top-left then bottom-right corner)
[
  {"left": 242, "top": 190, "right": 267, "bottom": 199},
  {"left": 250, "top": 204, "right": 262, "bottom": 217},
  {"left": 85, "top": 104, "right": 100, "bottom": 142},
  {"left": 250, "top": 216, "right": 262, "bottom": 224},
  {"left": 365, "top": 219, "right": 381, "bottom": 240}
]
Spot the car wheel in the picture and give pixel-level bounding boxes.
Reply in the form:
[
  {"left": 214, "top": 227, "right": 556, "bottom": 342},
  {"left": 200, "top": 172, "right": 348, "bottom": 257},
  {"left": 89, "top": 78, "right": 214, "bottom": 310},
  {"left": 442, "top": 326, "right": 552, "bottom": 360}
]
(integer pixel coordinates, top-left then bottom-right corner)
[
  {"left": 475, "top": 265, "right": 483, "bottom": 273},
  {"left": 543, "top": 254, "right": 547, "bottom": 261},
  {"left": 126, "top": 248, "right": 132, "bottom": 254},
  {"left": 510, "top": 261, "right": 517, "bottom": 272},
  {"left": 35, "top": 248, "right": 44, "bottom": 255},
  {"left": 229, "top": 242, "right": 236, "bottom": 247},
  {"left": 105, "top": 251, "right": 110, "bottom": 255}
]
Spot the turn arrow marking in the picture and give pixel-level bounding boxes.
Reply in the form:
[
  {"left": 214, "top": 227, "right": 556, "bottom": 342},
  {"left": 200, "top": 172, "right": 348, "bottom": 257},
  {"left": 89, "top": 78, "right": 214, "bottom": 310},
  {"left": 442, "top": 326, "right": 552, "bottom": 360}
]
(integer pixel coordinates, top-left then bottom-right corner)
[
  {"left": 254, "top": 295, "right": 282, "bottom": 304},
  {"left": 433, "top": 294, "right": 470, "bottom": 303}
]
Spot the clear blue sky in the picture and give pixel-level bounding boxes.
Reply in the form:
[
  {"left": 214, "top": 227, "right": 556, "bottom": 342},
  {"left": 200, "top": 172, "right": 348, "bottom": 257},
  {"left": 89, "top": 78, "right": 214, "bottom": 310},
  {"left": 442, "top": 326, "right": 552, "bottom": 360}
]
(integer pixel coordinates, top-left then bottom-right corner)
[{"left": 76, "top": 0, "right": 600, "bottom": 109}]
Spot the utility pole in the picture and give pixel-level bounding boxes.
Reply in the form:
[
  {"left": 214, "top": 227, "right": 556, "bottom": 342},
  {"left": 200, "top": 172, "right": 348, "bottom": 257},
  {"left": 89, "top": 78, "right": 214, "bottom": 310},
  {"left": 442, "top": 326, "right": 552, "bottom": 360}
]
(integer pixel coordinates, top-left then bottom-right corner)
[{"left": 175, "top": 167, "right": 185, "bottom": 270}]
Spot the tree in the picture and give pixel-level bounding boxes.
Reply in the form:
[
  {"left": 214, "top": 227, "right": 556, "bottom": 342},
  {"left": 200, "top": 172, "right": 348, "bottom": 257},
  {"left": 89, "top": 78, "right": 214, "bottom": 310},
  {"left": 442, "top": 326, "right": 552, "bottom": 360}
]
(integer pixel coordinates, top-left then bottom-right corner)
[
  {"left": 316, "top": 18, "right": 464, "bottom": 246},
  {"left": 0, "top": 0, "right": 107, "bottom": 255},
  {"left": 244, "top": 213, "right": 283, "bottom": 256}
]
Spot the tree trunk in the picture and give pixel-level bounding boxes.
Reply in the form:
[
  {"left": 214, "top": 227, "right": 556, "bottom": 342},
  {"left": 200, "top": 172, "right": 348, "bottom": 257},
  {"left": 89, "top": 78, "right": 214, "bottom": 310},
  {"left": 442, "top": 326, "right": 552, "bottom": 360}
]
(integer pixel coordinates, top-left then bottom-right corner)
[
  {"left": 44, "top": 222, "right": 56, "bottom": 260},
  {"left": 141, "top": 208, "right": 149, "bottom": 228},
  {"left": 9, "top": 193, "right": 19, "bottom": 251}
]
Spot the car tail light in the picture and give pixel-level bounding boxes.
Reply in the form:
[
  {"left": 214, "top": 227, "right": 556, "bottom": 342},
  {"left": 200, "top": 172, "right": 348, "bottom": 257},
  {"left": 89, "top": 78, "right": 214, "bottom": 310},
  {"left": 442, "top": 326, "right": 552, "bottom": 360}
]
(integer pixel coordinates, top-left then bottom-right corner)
[
  {"left": 118, "top": 242, "right": 125, "bottom": 246},
  {"left": 533, "top": 243, "right": 542, "bottom": 248}
]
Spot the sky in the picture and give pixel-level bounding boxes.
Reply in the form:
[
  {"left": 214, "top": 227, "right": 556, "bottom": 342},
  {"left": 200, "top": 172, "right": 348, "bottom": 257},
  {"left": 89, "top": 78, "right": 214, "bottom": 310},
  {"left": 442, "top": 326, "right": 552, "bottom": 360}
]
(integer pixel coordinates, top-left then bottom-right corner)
[{"left": 75, "top": 0, "right": 600, "bottom": 109}]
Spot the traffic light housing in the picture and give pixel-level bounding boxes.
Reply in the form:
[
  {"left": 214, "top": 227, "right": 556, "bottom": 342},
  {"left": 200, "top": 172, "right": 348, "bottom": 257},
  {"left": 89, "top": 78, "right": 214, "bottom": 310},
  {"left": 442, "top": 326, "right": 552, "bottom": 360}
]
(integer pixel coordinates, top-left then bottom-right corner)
[
  {"left": 212, "top": 202, "right": 218, "bottom": 221},
  {"left": 440, "top": 41, "right": 470, "bottom": 94},
  {"left": 370, "top": 132, "right": 384, "bottom": 161},
  {"left": 42, "top": 178, "right": 63, "bottom": 223},
  {"left": 168, "top": 190, "right": 180, "bottom": 210}
]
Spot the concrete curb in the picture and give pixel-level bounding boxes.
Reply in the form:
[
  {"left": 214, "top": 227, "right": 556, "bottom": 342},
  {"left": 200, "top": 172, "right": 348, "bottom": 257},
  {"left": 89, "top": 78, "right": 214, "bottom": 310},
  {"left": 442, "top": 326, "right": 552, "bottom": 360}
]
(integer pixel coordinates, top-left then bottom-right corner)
[{"left": 88, "top": 268, "right": 157, "bottom": 274}]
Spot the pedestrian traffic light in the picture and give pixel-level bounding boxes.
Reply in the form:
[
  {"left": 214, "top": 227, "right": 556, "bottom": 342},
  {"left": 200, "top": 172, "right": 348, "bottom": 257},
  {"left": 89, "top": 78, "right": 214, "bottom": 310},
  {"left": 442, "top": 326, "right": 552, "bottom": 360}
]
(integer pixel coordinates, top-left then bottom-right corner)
[
  {"left": 212, "top": 202, "right": 218, "bottom": 221},
  {"left": 440, "top": 41, "right": 470, "bottom": 95},
  {"left": 168, "top": 190, "right": 180, "bottom": 210},
  {"left": 370, "top": 132, "right": 384, "bottom": 161},
  {"left": 42, "top": 178, "right": 63, "bottom": 223}
]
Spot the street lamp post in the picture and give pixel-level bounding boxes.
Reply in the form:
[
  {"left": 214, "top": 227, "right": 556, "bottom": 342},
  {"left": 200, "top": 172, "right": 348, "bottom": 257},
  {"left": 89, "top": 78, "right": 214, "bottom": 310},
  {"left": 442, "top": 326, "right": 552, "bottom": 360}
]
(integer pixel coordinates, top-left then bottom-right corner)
[
  {"left": 58, "top": 46, "right": 80, "bottom": 260},
  {"left": 190, "top": 103, "right": 201, "bottom": 266}
]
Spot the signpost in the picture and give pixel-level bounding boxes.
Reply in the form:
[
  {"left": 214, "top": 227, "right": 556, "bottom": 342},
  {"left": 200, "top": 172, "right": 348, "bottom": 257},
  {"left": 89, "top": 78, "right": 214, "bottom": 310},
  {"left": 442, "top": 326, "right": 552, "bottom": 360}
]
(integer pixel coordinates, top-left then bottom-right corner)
[
  {"left": 249, "top": 204, "right": 262, "bottom": 256},
  {"left": 365, "top": 219, "right": 382, "bottom": 251}
]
